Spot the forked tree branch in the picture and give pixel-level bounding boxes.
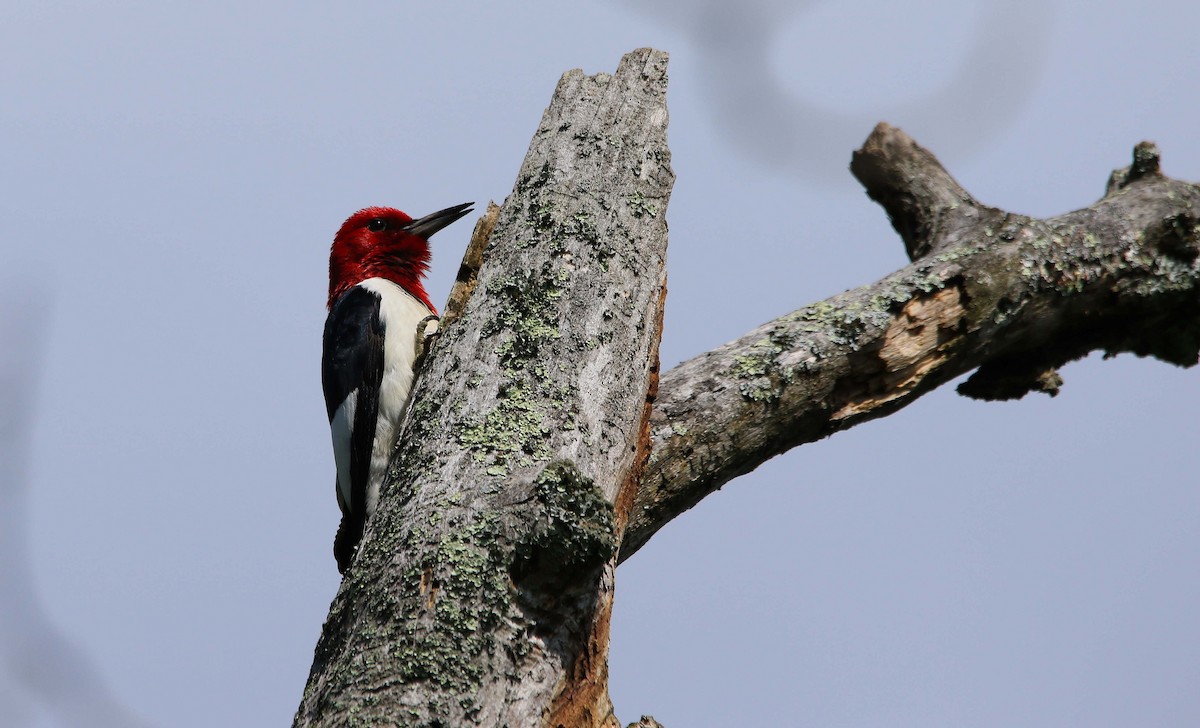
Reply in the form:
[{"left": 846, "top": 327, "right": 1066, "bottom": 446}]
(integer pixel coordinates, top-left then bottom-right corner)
[
  {"left": 620, "top": 124, "right": 1200, "bottom": 561},
  {"left": 297, "top": 47, "right": 1200, "bottom": 727}
]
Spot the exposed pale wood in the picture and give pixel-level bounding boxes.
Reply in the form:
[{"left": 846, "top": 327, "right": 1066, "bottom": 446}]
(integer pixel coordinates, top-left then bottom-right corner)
[
  {"left": 294, "top": 48, "right": 672, "bottom": 728},
  {"left": 441, "top": 201, "right": 501, "bottom": 328},
  {"left": 619, "top": 125, "right": 1200, "bottom": 562}
]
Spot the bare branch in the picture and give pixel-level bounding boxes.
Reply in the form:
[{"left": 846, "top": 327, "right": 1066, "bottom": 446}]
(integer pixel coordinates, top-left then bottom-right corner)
[{"left": 620, "top": 125, "right": 1200, "bottom": 562}]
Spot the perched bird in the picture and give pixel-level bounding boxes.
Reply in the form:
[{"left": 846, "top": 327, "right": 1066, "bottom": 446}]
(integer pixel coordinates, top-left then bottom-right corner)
[{"left": 323, "top": 202, "right": 473, "bottom": 572}]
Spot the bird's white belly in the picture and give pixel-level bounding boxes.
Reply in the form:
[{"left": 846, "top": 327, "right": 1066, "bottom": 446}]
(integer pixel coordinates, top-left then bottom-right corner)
[{"left": 359, "top": 278, "right": 433, "bottom": 516}]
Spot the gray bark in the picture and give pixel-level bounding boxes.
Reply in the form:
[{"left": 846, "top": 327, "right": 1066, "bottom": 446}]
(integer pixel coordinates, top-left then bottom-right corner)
[
  {"left": 294, "top": 48, "right": 671, "bottom": 728},
  {"left": 620, "top": 125, "right": 1200, "bottom": 562},
  {"left": 296, "top": 46, "right": 1200, "bottom": 726}
]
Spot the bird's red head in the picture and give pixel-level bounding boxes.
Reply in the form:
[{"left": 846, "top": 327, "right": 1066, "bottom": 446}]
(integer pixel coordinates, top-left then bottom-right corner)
[{"left": 327, "top": 202, "right": 473, "bottom": 311}]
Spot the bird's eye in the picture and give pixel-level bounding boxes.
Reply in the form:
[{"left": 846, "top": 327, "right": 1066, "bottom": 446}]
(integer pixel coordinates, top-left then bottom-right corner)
[{"left": 367, "top": 218, "right": 388, "bottom": 232}]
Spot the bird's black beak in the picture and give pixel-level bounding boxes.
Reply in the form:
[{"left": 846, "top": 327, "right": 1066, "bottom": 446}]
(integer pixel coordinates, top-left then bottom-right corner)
[{"left": 403, "top": 202, "right": 475, "bottom": 240}]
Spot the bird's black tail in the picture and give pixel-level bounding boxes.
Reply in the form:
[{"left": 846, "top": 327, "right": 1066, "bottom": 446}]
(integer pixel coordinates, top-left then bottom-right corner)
[{"left": 333, "top": 513, "right": 364, "bottom": 574}]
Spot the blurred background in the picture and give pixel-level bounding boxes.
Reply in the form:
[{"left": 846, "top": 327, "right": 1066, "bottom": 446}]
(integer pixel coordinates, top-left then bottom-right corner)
[{"left": 3, "top": 1, "right": 1198, "bottom": 725}]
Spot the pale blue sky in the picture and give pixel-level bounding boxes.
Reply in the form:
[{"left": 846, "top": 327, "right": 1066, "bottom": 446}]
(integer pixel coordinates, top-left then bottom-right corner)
[{"left": 3, "top": 1, "right": 1198, "bottom": 726}]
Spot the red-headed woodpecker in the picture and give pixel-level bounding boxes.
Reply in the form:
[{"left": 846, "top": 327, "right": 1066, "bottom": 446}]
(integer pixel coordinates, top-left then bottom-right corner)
[{"left": 323, "top": 202, "right": 473, "bottom": 573}]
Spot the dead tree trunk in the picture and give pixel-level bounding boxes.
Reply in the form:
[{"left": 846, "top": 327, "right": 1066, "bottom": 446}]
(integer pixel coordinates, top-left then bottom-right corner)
[
  {"left": 295, "top": 49, "right": 671, "bottom": 728},
  {"left": 296, "top": 48, "right": 1200, "bottom": 727}
]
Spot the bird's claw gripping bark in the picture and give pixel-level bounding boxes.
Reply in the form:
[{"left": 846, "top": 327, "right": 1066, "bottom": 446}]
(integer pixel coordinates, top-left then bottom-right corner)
[{"left": 414, "top": 314, "right": 441, "bottom": 371}]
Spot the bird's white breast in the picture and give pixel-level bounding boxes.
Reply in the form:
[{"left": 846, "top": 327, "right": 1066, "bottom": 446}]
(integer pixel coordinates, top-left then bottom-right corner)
[{"left": 358, "top": 278, "right": 434, "bottom": 515}]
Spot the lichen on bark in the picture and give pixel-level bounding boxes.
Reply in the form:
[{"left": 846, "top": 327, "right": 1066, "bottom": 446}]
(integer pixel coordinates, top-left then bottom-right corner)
[
  {"left": 295, "top": 48, "right": 672, "bottom": 728},
  {"left": 621, "top": 125, "right": 1200, "bottom": 562}
]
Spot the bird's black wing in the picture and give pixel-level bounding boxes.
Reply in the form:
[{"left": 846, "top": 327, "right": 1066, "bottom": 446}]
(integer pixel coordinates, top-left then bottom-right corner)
[{"left": 322, "top": 286, "right": 385, "bottom": 571}]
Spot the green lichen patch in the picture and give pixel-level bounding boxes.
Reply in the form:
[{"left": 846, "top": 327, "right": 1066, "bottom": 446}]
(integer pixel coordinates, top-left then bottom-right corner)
[
  {"left": 466, "top": 216, "right": 614, "bottom": 475},
  {"left": 932, "top": 240, "right": 989, "bottom": 264},
  {"left": 557, "top": 208, "right": 618, "bottom": 266},
  {"left": 730, "top": 337, "right": 780, "bottom": 379},
  {"left": 511, "top": 460, "right": 616, "bottom": 588},
  {"left": 457, "top": 382, "right": 552, "bottom": 476},
  {"left": 785, "top": 279, "right": 909, "bottom": 342},
  {"left": 627, "top": 190, "right": 659, "bottom": 218},
  {"left": 1005, "top": 225, "right": 1144, "bottom": 302},
  {"left": 515, "top": 177, "right": 620, "bottom": 267},
  {"left": 730, "top": 341, "right": 784, "bottom": 402},
  {"left": 482, "top": 272, "right": 563, "bottom": 368},
  {"left": 731, "top": 265, "right": 963, "bottom": 403},
  {"left": 726, "top": 329, "right": 803, "bottom": 403},
  {"left": 390, "top": 514, "right": 515, "bottom": 704}
]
